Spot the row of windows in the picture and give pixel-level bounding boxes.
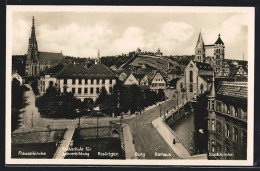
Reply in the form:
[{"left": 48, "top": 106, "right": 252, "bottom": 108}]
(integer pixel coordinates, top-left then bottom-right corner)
[
  {"left": 211, "top": 101, "right": 247, "bottom": 120},
  {"left": 66, "top": 87, "right": 113, "bottom": 95},
  {"left": 64, "top": 78, "right": 114, "bottom": 85},
  {"left": 209, "top": 119, "right": 247, "bottom": 147},
  {"left": 151, "top": 83, "right": 166, "bottom": 87}
]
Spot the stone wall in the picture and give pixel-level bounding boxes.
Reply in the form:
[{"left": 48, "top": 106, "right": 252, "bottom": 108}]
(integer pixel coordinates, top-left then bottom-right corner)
[
  {"left": 12, "top": 130, "right": 65, "bottom": 144},
  {"left": 79, "top": 127, "right": 112, "bottom": 139}
]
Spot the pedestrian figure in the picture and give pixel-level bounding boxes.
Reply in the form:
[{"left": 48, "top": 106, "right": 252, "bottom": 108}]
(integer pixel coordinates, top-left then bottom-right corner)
[{"left": 173, "top": 138, "right": 176, "bottom": 145}]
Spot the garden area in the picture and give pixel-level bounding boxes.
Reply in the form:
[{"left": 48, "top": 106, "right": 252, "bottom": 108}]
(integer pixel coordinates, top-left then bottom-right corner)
[{"left": 35, "top": 81, "right": 166, "bottom": 119}]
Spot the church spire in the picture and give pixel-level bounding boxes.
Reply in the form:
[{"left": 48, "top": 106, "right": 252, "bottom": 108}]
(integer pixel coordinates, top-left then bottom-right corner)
[{"left": 195, "top": 31, "right": 205, "bottom": 62}]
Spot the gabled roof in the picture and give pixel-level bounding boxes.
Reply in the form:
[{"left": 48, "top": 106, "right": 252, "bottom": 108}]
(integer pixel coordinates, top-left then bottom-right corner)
[
  {"left": 56, "top": 63, "right": 87, "bottom": 78},
  {"left": 44, "top": 63, "right": 66, "bottom": 74},
  {"left": 38, "top": 51, "right": 63, "bottom": 65},
  {"left": 193, "top": 61, "right": 213, "bottom": 71},
  {"left": 214, "top": 34, "right": 224, "bottom": 45},
  {"left": 217, "top": 81, "right": 247, "bottom": 100},
  {"left": 132, "top": 73, "right": 145, "bottom": 81},
  {"left": 86, "top": 63, "right": 117, "bottom": 79}
]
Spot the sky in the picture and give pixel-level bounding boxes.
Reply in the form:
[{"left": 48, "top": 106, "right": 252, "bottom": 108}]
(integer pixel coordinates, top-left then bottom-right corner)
[{"left": 11, "top": 8, "right": 250, "bottom": 60}]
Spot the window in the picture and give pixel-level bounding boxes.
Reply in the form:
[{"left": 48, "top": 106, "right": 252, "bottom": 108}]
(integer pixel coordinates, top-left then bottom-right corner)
[
  {"left": 189, "top": 84, "right": 193, "bottom": 92},
  {"left": 78, "top": 79, "right": 82, "bottom": 85},
  {"left": 102, "top": 79, "right": 105, "bottom": 84},
  {"left": 72, "top": 79, "right": 76, "bottom": 85},
  {"left": 216, "top": 122, "right": 221, "bottom": 134},
  {"left": 85, "top": 79, "right": 88, "bottom": 84},
  {"left": 233, "top": 127, "right": 238, "bottom": 142},
  {"left": 84, "top": 88, "right": 88, "bottom": 94},
  {"left": 72, "top": 88, "right": 75, "bottom": 94},
  {"left": 226, "top": 124, "right": 230, "bottom": 138},
  {"left": 190, "top": 71, "right": 193, "bottom": 82},
  {"left": 78, "top": 88, "right": 82, "bottom": 94},
  {"left": 200, "top": 84, "right": 203, "bottom": 91},
  {"left": 211, "top": 120, "right": 215, "bottom": 131},
  {"left": 90, "top": 88, "right": 94, "bottom": 94},
  {"left": 110, "top": 79, "right": 113, "bottom": 84},
  {"left": 211, "top": 101, "right": 215, "bottom": 110},
  {"left": 180, "top": 83, "right": 183, "bottom": 89},
  {"left": 235, "top": 107, "right": 238, "bottom": 117},
  {"left": 97, "top": 79, "right": 100, "bottom": 84},
  {"left": 64, "top": 79, "right": 67, "bottom": 84},
  {"left": 91, "top": 79, "right": 94, "bottom": 85},
  {"left": 96, "top": 87, "right": 100, "bottom": 94}
]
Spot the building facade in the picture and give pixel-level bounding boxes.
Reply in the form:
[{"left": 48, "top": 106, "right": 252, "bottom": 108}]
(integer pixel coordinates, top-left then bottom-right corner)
[
  {"left": 56, "top": 63, "right": 117, "bottom": 101},
  {"left": 176, "top": 60, "right": 213, "bottom": 100},
  {"left": 208, "top": 81, "right": 247, "bottom": 160},
  {"left": 150, "top": 72, "right": 167, "bottom": 92}
]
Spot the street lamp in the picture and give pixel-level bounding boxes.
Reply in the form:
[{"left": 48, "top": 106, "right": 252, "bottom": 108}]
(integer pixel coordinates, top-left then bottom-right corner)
[
  {"left": 31, "top": 112, "right": 33, "bottom": 127},
  {"left": 76, "top": 109, "right": 80, "bottom": 128},
  {"left": 159, "top": 103, "right": 161, "bottom": 117}
]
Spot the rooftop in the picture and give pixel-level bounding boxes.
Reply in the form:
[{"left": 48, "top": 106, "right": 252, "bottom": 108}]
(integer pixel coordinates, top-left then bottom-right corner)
[
  {"left": 217, "top": 81, "right": 247, "bottom": 99},
  {"left": 193, "top": 61, "right": 213, "bottom": 71}
]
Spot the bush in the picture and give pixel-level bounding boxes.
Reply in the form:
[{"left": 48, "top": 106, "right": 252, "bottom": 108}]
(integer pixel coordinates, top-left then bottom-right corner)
[{"left": 31, "top": 79, "right": 39, "bottom": 95}]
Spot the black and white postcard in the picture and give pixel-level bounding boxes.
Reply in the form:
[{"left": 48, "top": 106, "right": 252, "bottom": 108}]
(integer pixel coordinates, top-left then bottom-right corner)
[{"left": 6, "top": 6, "right": 254, "bottom": 166}]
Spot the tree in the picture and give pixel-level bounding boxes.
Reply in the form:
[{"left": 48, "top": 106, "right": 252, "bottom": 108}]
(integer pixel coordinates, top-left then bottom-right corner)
[
  {"left": 36, "top": 83, "right": 60, "bottom": 117},
  {"left": 31, "top": 79, "right": 40, "bottom": 95},
  {"left": 143, "top": 89, "right": 158, "bottom": 107},
  {"left": 11, "top": 78, "right": 25, "bottom": 132},
  {"left": 128, "top": 84, "right": 144, "bottom": 114},
  {"left": 157, "top": 89, "right": 165, "bottom": 101},
  {"left": 95, "top": 87, "right": 115, "bottom": 116},
  {"left": 81, "top": 98, "right": 94, "bottom": 115}
]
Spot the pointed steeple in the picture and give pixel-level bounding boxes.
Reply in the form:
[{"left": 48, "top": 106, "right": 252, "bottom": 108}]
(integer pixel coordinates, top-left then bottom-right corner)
[
  {"left": 214, "top": 33, "right": 224, "bottom": 45},
  {"left": 196, "top": 31, "right": 204, "bottom": 48},
  {"left": 209, "top": 72, "right": 216, "bottom": 98},
  {"left": 26, "top": 16, "right": 39, "bottom": 65}
]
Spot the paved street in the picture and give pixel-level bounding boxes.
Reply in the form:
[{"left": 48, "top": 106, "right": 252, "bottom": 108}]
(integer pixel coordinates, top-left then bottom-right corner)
[{"left": 125, "top": 98, "right": 181, "bottom": 159}]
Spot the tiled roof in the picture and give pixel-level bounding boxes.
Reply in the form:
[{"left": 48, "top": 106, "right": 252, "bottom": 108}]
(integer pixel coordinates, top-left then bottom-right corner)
[
  {"left": 193, "top": 61, "right": 213, "bottom": 71},
  {"left": 217, "top": 81, "right": 247, "bottom": 99},
  {"left": 38, "top": 51, "right": 63, "bottom": 65},
  {"left": 86, "top": 63, "right": 117, "bottom": 79},
  {"left": 200, "top": 75, "right": 213, "bottom": 82},
  {"left": 44, "top": 63, "right": 66, "bottom": 74},
  {"left": 56, "top": 63, "right": 87, "bottom": 78},
  {"left": 214, "top": 34, "right": 224, "bottom": 45}
]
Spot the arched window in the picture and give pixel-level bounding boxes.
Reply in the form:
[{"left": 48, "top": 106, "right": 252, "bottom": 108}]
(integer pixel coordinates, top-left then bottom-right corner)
[
  {"left": 34, "top": 66, "right": 37, "bottom": 75},
  {"left": 190, "top": 71, "right": 193, "bottom": 82},
  {"left": 200, "top": 84, "right": 203, "bottom": 90},
  {"left": 189, "top": 84, "right": 193, "bottom": 92}
]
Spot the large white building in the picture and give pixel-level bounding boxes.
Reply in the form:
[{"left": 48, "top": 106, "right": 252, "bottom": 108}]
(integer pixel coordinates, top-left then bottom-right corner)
[{"left": 40, "top": 63, "right": 117, "bottom": 101}]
